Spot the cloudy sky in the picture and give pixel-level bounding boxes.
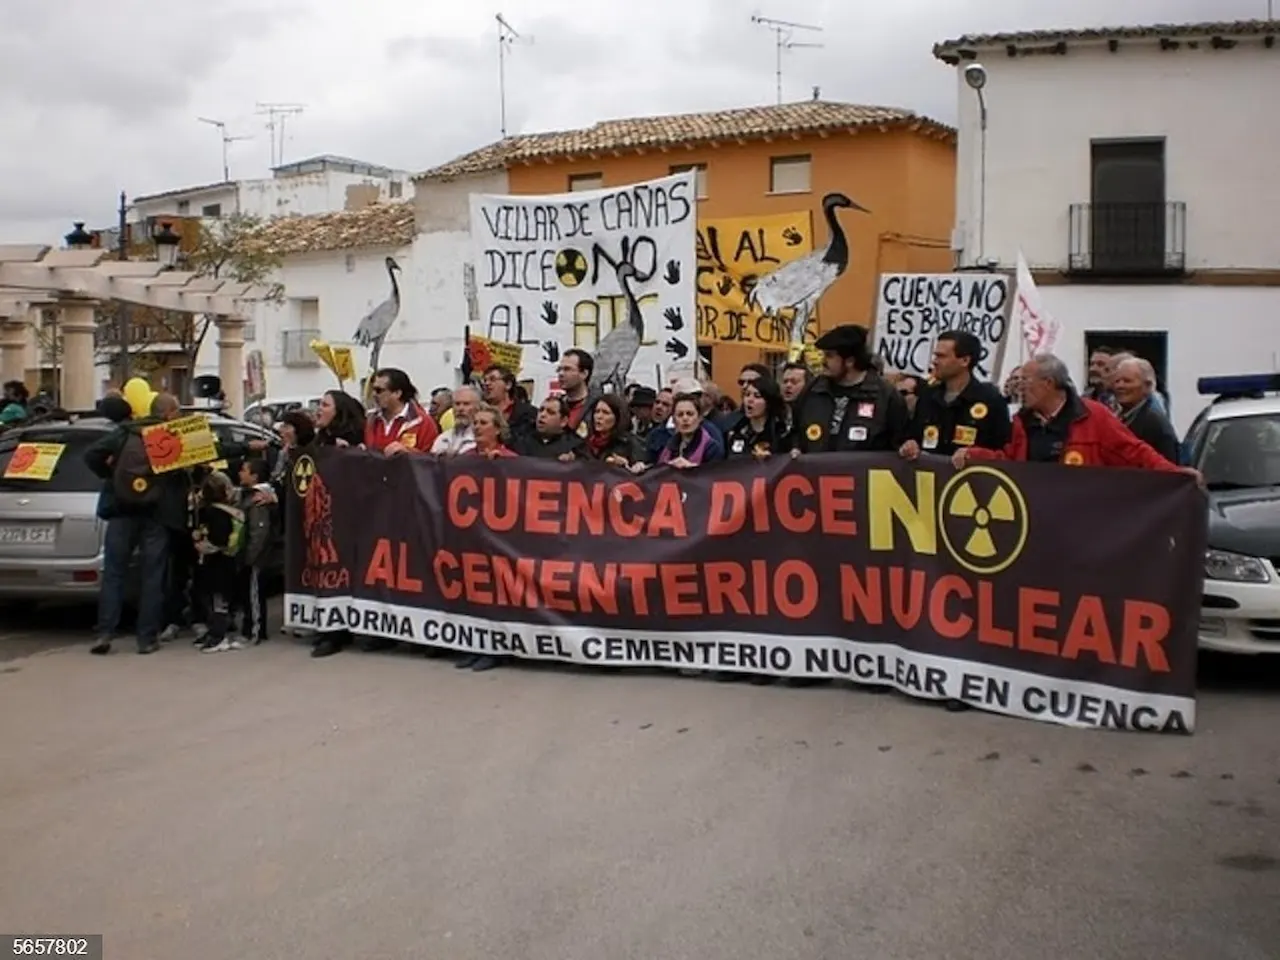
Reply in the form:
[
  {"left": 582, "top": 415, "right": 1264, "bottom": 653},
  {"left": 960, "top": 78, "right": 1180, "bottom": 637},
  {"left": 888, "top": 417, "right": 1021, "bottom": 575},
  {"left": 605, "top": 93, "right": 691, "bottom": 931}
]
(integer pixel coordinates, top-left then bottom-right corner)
[{"left": 0, "top": 0, "right": 1250, "bottom": 242}]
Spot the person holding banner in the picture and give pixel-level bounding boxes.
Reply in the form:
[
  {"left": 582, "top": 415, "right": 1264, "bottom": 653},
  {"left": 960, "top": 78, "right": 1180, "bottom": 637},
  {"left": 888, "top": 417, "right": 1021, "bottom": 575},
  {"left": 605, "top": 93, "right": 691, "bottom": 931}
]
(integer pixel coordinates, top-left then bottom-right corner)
[
  {"left": 365, "top": 368, "right": 439, "bottom": 456},
  {"left": 555, "top": 349, "right": 601, "bottom": 434},
  {"left": 899, "top": 331, "right": 1010, "bottom": 462},
  {"left": 954, "top": 354, "right": 1194, "bottom": 476},
  {"left": 467, "top": 404, "right": 518, "bottom": 460},
  {"left": 724, "top": 376, "right": 791, "bottom": 459},
  {"left": 580, "top": 394, "right": 645, "bottom": 468},
  {"left": 791, "top": 324, "right": 909, "bottom": 456},
  {"left": 524, "top": 397, "right": 584, "bottom": 461},
  {"left": 430, "top": 385, "right": 479, "bottom": 457}
]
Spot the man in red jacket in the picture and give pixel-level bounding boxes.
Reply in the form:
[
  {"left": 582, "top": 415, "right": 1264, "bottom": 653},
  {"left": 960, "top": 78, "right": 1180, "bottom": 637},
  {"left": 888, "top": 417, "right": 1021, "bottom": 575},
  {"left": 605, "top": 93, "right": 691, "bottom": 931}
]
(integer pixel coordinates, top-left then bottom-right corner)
[
  {"left": 954, "top": 353, "right": 1198, "bottom": 478},
  {"left": 365, "top": 367, "right": 439, "bottom": 456}
]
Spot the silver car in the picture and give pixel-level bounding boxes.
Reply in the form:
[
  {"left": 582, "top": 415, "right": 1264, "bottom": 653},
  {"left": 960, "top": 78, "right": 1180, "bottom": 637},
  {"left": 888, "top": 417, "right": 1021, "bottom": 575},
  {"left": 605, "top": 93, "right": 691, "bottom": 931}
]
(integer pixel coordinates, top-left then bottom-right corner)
[{"left": 0, "top": 413, "right": 282, "bottom": 602}]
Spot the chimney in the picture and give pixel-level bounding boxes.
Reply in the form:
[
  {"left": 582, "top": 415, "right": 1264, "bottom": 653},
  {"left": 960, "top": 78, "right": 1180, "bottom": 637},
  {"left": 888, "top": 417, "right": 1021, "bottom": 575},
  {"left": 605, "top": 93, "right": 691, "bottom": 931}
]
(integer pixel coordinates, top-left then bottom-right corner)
[
  {"left": 812, "top": 86, "right": 821, "bottom": 101},
  {"left": 345, "top": 183, "right": 380, "bottom": 211}
]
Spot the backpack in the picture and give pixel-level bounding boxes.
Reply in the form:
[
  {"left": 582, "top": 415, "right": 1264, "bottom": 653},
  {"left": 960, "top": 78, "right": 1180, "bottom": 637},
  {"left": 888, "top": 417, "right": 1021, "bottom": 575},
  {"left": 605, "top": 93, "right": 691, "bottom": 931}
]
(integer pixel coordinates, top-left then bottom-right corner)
[
  {"left": 113, "top": 430, "right": 163, "bottom": 507},
  {"left": 210, "top": 502, "right": 246, "bottom": 558}
]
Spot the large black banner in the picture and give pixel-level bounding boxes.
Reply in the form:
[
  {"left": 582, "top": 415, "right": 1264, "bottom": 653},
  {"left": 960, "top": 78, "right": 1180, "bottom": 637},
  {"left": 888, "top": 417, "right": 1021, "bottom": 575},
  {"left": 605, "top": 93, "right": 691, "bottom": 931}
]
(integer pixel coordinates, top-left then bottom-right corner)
[{"left": 285, "top": 450, "right": 1207, "bottom": 732}]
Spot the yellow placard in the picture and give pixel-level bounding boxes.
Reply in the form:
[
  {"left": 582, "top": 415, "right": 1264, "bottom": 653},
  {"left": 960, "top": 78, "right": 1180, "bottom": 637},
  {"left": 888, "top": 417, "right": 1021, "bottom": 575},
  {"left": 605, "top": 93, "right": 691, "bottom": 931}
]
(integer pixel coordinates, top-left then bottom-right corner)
[
  {"left": 310, "top": 339, "right": 338, "bottom": 375},
  {"left": 331, "top": 346, "right": 356, "bottom": 382},
  {"left": 696, "top": 212, "right": 816, "bottom": 347},
  {"left": 801, "top": 345, "right": 824, "bottom": 372},
  {"left": 142, "top": 415, "right": 219, "bottom": 474},
  {"left": 3, "top": 442, "right": 66, "bottom": 481},
  {"left": 468, "top": 334, "right": 524, "bottom": 374}
]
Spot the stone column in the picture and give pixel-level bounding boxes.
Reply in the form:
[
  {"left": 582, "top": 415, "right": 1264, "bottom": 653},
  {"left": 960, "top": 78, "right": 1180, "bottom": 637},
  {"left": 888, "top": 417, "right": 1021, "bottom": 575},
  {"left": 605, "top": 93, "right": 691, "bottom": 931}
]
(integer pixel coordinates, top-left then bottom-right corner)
[
  {"left": 215, "top": 315, "right": 245, "bottom": 416},
  {"left": 0, "top": 310, "right": 28, "bottom": 386},
  {"left": 59, "top": 300, "right": 98, "bottom": 411}
]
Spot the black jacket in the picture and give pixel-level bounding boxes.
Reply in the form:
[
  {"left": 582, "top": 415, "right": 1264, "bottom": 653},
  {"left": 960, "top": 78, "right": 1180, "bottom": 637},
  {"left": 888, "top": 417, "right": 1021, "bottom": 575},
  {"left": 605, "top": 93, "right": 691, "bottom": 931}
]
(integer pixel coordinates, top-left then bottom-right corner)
[
  {"left": 791, "top": 372, "right": 909, "bottom": 454},
  {"left": 523, "top": 430, "right": 584, "bottom": 459},
  {"left": 83, "top": 419, "right": 191, "bottom": 531},
  {"left": 580, "top": 432, "right": 645, "bottom": 464},
  {"left": 724, "top": 414, "right": 791, "bottom": 458},
  {"left": 909, "top": 376, "right": 1011, "bottom": 456},
  {"left": 504, "top": 400, "right": 539, "bottom": 450},
  {"left": 1119, "top": 397, "right": 1180, "bottom": 465}
]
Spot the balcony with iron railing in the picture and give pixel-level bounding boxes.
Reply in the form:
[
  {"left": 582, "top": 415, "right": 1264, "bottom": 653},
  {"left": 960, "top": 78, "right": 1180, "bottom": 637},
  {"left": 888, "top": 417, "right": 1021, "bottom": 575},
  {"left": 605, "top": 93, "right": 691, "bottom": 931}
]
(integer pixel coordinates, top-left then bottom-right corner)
[
  {"left": 282, "top": 328, "right": 322, "bottom": 367},
  {"left": 1068, "top": 201, "right": 1187, "bottom": 278}
]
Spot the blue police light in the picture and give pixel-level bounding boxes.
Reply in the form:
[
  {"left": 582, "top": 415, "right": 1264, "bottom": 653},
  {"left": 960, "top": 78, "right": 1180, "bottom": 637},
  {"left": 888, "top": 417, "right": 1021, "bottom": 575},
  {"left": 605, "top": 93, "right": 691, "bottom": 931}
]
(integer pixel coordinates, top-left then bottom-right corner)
[{"left": 1197, "top": 374, "right": 1280, "bottom": 398}]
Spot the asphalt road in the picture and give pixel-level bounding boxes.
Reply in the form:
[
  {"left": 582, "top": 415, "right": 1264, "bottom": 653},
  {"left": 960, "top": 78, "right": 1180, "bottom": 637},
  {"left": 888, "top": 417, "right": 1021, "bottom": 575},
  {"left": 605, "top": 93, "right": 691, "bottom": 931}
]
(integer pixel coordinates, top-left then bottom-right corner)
[{"left": 1, "top": 600, "right": 1278, "bottom": 960}]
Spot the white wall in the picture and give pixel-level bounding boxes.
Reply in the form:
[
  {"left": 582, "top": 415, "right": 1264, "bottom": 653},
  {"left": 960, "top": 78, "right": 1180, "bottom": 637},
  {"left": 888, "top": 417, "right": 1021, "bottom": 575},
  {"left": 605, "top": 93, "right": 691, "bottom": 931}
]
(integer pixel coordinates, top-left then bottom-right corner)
[
  {"left": 952, "top": 41, "right": 1280, "bottom": 270},
  {"left": 1016, "top": 285, "right": 1280, "bottom": 432},
  {"left": 134, "top": 185, "right": 238, "bottom": 222},
  {"left": 239, "top": 170, "right": 410, "bottom": 219}
]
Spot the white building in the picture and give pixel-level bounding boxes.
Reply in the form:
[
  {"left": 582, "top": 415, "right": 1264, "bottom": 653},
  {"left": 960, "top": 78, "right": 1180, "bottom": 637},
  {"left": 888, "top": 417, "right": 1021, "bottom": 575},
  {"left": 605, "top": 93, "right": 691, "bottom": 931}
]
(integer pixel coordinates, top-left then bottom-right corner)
[
  {"left": 935, "top": 18, "right": 1280, "bottom": 430},
  {"left": 192, "top": 200, "right": 466, "bottom": 401},
  {"left": 130, "top": 155, "right": 412, "bottom": 224}
]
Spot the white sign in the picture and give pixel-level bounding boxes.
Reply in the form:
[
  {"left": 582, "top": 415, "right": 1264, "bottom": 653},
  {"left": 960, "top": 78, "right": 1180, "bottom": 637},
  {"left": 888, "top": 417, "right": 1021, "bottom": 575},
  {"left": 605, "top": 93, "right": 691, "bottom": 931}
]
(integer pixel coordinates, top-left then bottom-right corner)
[
  {"left": 1014, "top": 251, "right": 1060, "bottom": 356},
  {"left": 470, "top": 172, "right": 697, "bottom": 397},
  {"left": 873, "top": 273, "right": 1010, "bottom": 379}
]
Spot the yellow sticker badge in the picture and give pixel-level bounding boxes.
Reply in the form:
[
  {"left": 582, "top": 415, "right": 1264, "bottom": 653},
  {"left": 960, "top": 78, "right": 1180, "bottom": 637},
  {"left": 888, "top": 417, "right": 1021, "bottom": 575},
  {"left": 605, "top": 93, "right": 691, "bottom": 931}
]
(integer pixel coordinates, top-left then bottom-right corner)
[
  {"left": 970, "top": 403, "right": 988, "bottom": 420},
  {"left": 805, "top": 423, "right": 823, "bottom": 442},
  {"left": 1063, "top": 450, "right": 1085, "bottom": 466},
  {"left": 401, "top": 433, "right": 417, "bottom": 449}
]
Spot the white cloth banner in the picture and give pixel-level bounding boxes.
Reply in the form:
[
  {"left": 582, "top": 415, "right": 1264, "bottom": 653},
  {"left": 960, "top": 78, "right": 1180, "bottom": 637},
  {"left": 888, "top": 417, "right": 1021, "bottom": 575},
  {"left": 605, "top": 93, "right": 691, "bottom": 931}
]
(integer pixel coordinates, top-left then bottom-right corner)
[
  {"left": 1013, "top": 251, "right": 1060, "bottom": 356},
  {"left": 469, "top": 172, "right": 697, "bottom": 396}
]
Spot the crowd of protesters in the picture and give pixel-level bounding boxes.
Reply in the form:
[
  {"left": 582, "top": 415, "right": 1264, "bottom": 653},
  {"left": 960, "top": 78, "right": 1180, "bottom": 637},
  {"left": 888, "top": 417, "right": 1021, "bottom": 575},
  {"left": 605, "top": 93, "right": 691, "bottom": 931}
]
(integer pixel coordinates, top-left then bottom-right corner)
[{"left": 82, "top": 322, "right": 1199, "bottom": 678}]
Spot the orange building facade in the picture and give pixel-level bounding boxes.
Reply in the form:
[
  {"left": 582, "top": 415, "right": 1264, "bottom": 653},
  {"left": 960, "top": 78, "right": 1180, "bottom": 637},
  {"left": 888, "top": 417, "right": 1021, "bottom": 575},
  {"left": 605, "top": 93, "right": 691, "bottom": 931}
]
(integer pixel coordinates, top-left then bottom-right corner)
[{"left": 498, "top": 110, "right": 956, "bottom": 390}]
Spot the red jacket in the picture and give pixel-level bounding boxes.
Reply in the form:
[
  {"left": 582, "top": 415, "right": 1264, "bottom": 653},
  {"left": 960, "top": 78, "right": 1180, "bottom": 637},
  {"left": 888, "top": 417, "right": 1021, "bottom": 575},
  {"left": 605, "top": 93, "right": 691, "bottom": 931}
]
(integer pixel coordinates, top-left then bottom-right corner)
[
  {"left": 364, "top": 401, "right": 439, "bottom": 454},
  {"left": 968, "top": 395, "right": 1180, "bottom": 471}
]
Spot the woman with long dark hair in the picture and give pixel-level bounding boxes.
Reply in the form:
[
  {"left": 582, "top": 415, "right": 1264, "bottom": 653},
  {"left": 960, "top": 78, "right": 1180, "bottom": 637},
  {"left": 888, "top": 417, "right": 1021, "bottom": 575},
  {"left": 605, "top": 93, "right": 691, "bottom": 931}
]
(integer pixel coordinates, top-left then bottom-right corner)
[
  {"left": 580, "top": 394, "right": 644, "bottom": 468},
  {"left": 654, "top": 393, "right": 724, "bottom": 469},
  {"left": 724, "top": 376, "right": 790, "bottom": 459}
]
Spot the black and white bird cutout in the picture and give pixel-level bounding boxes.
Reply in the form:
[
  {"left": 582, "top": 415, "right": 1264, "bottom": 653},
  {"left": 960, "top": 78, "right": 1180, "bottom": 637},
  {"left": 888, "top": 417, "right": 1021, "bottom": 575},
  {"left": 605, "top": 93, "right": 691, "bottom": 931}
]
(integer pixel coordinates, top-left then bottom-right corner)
[
  {"left": 746, "top": 193, "right": 868, "bottom": 357},
  {"left": 353, "top": 256, "right": 402, "bottom": 390},
  {"left": 594, "top": 261, "right": 646, "bottom": 393}
]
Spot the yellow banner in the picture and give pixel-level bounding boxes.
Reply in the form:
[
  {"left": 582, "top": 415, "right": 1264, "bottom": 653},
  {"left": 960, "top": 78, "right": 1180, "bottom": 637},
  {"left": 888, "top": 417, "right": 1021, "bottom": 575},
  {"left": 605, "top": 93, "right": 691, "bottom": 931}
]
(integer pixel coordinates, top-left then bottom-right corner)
[
  {"left": 332, "top": 346, "right": 356, "bottom": 382},
  {"left": 142, "top": 415, "right": 219, "bottom": 474},
  {"left": 3, "top": 442, "right": 66, "bottom": 481},
  {"left": 696, "top": 211, "right": 816, "bottom": 347},
  {"left": 468, "top": 335, "right": 524, "bottom": 375}
]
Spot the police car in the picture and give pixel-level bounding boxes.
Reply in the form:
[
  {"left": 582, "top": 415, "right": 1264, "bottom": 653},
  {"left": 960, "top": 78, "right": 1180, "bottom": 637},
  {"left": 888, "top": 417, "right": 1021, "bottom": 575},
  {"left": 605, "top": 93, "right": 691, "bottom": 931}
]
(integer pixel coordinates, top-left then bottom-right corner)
[{"left": 1184, "top": 374, "right": 1280, "bottom": 654}]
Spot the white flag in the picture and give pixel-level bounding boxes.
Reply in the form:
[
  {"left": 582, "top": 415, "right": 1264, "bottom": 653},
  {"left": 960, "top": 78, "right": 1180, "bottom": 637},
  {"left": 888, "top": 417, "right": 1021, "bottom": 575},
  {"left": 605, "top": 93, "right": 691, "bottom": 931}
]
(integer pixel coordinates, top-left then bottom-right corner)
[{"left": 1013, "top": 251, "right": 1060, "bottom": 356}]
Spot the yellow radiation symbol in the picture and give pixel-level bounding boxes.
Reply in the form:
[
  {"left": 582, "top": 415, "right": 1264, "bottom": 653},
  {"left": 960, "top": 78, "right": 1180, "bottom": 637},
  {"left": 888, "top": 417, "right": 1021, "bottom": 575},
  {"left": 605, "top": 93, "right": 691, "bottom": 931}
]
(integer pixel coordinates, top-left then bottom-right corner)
[
  {"left": 970, "top": 402, "right": 988, "bottom": 420},
  {"left": 1063, "top": 450, "right": 1084, "bottom": 466},
  {"left": 554, "top": 248, "right": 588, "bottom": 287},
  {"left": 805, "top": 423, "right": 823, "bottom": 442},
  {"left": 131, "top": 477, "right": 148, "bottom": 493},
  {"left": 291, "top": 454, "right": 317, "bottom": 497},
  {"left": 939, "top": 466, "right": 1029, "bottom": 576}
]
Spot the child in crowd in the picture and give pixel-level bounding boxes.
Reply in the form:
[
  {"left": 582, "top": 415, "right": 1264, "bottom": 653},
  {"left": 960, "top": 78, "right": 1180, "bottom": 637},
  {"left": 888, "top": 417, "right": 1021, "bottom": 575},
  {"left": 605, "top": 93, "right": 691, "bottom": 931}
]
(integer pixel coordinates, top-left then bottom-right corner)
[
  {"left": 231, "top": 458, "right": 275, "bottom": 645},
  {"left": 193, "top": 471, "right": 246, "bottom": 653}
]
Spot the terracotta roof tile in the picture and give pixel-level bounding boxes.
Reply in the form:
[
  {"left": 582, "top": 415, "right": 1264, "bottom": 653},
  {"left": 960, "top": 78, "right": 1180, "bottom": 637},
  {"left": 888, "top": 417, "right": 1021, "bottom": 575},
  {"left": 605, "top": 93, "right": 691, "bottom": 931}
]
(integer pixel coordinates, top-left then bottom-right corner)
[
  {"left": 251, "top": 202, "right": 415, "bottom": 256},
  {"left": 416, "top": 100, "right": 954, "bottom": 181},
  {"left": 934, "top": 19, "right": 1276, "bottom": 62}
]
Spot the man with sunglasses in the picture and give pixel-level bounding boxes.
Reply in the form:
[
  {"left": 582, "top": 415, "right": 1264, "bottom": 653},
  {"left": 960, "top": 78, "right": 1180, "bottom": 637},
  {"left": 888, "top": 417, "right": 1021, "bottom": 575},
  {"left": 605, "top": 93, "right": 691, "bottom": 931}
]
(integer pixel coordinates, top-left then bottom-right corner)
[{"left": 365, "top": 367, "right": 439, "bottom": 455}]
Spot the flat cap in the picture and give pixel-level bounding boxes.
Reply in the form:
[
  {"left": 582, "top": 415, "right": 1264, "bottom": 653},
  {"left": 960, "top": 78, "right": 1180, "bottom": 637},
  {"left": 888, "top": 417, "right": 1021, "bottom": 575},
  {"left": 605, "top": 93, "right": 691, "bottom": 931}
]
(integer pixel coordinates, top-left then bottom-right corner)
[{"left": 814, "top": 323, "right": 869, "bottom": 357}]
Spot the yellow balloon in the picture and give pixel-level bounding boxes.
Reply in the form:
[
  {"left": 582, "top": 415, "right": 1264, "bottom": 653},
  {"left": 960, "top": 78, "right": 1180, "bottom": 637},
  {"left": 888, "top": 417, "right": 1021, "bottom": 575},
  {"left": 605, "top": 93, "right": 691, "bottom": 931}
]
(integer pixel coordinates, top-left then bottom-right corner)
[{"left": 123, "top": 378, "right": 153, "bottom": 417}]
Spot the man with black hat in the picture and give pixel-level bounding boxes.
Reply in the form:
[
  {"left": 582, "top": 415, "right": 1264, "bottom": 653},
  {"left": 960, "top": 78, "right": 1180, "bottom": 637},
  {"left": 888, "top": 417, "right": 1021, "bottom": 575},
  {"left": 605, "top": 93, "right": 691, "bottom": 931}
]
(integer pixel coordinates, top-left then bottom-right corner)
[
  {"left": 899, "top": 330, "right": 1010, "bottom": 463},
  {"left": 628, "top": 386, "right": 658, "bottom": 438},
  {"left": 791, "top": 324, "right": 909, "bottom": 455}
]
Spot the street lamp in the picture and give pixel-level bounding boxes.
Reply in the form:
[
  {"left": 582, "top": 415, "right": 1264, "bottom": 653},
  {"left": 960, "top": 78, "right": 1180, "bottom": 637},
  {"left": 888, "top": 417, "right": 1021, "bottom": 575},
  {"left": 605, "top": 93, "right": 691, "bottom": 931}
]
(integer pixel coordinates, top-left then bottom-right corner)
[
  {"left": 964, "top": 62, "right": 989, "bottom": 266},
  {"left": 152, "top": 222, "right": 182, "bottom": 270},
  {"left": 64, "top": 222, "right": 94, "bottom": 250}
]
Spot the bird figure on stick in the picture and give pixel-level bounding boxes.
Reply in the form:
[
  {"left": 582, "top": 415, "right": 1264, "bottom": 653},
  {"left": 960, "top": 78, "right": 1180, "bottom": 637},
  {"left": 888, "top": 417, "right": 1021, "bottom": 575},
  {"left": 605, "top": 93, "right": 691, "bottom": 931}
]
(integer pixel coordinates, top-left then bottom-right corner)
[
  {"left": 353, "top": 256, "right": 402, "bottom": 398},
  {"left": 594, "top": 261, "right": 647, "bottom": 393},
  {"left": 746, "top": 193, "right": 868, "bottom": 360}
]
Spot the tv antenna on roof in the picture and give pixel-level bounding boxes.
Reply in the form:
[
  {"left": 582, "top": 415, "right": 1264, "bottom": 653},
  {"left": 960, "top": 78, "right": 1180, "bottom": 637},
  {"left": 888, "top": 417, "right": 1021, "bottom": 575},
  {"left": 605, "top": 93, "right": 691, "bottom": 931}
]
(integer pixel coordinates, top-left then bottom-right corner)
[
  {"left": 197, "top": 117, "right": 253, "bottom": 182},
  {"left": 751, "top": 14, "right": 824, "bottom": 105},
  {"left": 255, "top": 102, "right": 306, "bottom": 167},
  {"left": 496, "top": 13, "right": 533, "bottom": 138}
]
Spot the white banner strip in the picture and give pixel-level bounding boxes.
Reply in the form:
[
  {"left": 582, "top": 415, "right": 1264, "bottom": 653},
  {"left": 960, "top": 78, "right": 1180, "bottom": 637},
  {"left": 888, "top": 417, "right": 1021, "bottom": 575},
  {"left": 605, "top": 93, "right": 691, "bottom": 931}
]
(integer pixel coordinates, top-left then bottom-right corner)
[{"left": 286, "top": 594, "right": 1195, "bottom": 733}]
